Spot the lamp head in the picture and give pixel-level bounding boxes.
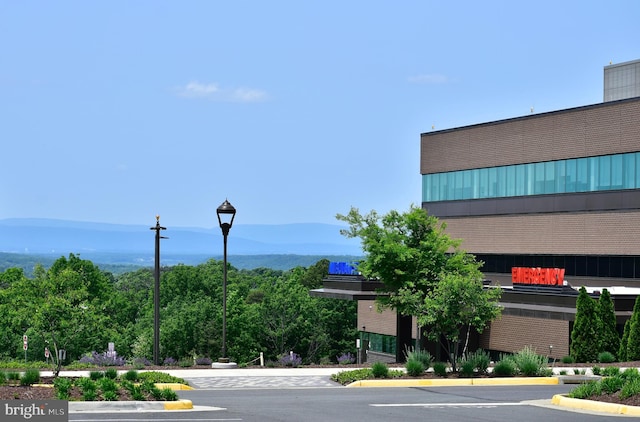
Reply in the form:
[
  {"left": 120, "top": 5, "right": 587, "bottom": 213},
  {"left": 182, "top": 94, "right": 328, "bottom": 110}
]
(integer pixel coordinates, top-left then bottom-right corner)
[{"left": 217, "top": 199, "right": 236, "bottom": 231}]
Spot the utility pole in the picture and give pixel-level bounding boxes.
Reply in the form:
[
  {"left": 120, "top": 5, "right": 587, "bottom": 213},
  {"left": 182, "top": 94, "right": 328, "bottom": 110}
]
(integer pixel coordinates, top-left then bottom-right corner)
[{"left": 150, "top": 215, "right": 167, "bottom": 366}]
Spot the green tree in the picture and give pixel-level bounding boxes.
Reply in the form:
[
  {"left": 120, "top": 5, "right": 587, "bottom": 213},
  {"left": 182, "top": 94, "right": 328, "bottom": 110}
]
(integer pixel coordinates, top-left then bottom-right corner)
[
  {"left": 627, "top": 296, "right": 640, "bottom": 361},
  {"left": 619, "top": 319, "right": 631, "bottom": 362},
  {"left": 596, "top": 288, "right": 620, "bottom": 358},
  {"left": 570, "top": 287, "right": 599, "bottom": 362},
  {"left": 420, "top": 272, "right": 501, "bottom": 371},
  {"left": 337, "top": 205, "right": 502, "bottom": 368}
]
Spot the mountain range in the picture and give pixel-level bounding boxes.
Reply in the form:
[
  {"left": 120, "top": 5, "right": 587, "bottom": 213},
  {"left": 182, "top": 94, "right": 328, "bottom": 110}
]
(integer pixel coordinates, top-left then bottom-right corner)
[{"left": 0, "top": 218, "right": 363, "bottom": 268}]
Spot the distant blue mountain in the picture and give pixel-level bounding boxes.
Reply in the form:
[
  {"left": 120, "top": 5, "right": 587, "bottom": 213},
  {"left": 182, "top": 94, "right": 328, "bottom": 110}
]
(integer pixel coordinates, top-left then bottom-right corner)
[{"left": 0, "top": 218, "right": 363, "bottom": 259}]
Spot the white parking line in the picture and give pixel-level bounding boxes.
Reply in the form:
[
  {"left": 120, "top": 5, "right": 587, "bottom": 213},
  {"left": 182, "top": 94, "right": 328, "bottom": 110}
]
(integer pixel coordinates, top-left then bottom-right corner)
[{"left": 371, "top": 402, "right": 523, "bottom": 408}]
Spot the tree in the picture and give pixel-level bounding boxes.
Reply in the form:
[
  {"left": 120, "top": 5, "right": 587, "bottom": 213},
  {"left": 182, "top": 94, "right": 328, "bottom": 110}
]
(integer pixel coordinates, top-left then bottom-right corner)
[
  {"left": 619, "top": 319, "right": 631, "bottom": 362},
  {"left": 570, "top": 287, "right": 599, "bottom": 362},
  {"left": 626, "top": 296, "right": 640, "bottom": 361},
  {"left": 337, "top": 205, "right": 502, "bottom": 368},
  {"left": 596, "top": 289, "right": 620, "bottom": 358},
  {"left": 420, "top": 273, "right": 501, "bottom": 371}
]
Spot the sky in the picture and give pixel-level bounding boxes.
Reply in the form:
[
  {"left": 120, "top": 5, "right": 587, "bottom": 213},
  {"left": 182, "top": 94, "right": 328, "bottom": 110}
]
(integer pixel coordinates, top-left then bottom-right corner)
[{"left": 1, "top": 1, "right": 639, "bottom": 228}]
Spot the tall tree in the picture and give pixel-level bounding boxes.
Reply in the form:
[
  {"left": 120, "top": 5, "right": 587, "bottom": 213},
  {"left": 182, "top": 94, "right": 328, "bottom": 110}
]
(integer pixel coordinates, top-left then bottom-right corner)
[
  {"left": 570, "top": 287, "right": 599, "bottom": 362},
  {"left": 337, "top": 205, "right": 502, "bottom": 367},
  {"left": 596, "top": 289, "right": 620, "bottom": 358},
  {"left": 619, "top": 319, "right": 631, "bottom": 362},
  {"left": 626, "top": 296, "right": 640, "bottom": 361}
]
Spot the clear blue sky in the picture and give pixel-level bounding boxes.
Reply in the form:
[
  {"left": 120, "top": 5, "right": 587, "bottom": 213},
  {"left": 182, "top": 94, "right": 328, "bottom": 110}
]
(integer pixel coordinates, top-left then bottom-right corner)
[{"left": 1, "top": 1, "right": 638, "bottom": 228}]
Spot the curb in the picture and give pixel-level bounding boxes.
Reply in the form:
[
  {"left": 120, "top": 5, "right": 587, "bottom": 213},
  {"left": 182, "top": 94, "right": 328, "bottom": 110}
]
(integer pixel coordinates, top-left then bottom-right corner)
[
  {"left": 155, "top": 382, "right": 194, "bottom": 390},
  {"left": 69, "top": 399, "right": 193, "bottom": 412},
  {"left": 346, "top": 377, "right": 559, "bottom": 388},
  {"left": 552, "top": 394, "right": 640, "bottom": 416}
]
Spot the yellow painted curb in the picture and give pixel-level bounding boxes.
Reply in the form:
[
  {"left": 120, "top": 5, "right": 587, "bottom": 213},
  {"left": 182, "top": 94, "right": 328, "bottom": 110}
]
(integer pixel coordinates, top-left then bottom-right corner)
[
  {"left": 472, "top": 377, "right": 559, "bottom": 386},
  {"left": 552, "top": 394, "right": 640, "bottom": 416},
  {"left": 347, "top": 377, "right": 560, "bottom": 388},
  {"left": 163, "top": 399, "right": 193, "bottom": 410},
  {"left": 155, "top": 382, "right": 194, "bottom": 390},
  {"left": 347, "top": 378, "right": 474, "bottom": 387}
]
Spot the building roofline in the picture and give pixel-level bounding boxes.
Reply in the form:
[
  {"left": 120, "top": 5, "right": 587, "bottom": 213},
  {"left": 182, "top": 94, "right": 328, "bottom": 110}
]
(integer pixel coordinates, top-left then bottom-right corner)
[{"left": 420, "top": 96, "right": 640, "bottom": 137}]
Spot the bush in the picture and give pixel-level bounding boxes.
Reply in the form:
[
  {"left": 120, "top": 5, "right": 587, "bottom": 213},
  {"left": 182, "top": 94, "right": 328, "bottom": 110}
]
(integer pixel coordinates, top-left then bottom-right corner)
[
  {"left": 163, "top": 357, "right": 178, "bottom": 366},
  {"left": 492, "top": 356, "right": 516, "bottom": 377},
  {"left": 432, "top": 362, "right": 448, "bottom": 377},
  {"left": 620, "top": 378, "right": 640, "bottom": 400},
  {"left": 569, "top": 380, "right": 602, "bottom": 399},
  {"left": 195, "top": 357, "right": 212, "bottom": 366},
  {"left": 405, "top": 359, "right": 425, "bottom": 377},
  {"left": 162, "top": 388, "right": 178, "bottom": 401},
  {"left": 513, "top": 346, "right": 546, "bottom": 376},
  {"left": 602, "top": 366, "right": 621, "bottom": 377},
  {"left": 123, "top": 370, "right": 139, "bottom": 381},
  {"left": 331, "top": 368, "right": 371, "bottom": 385},
  {"left": 105, "top": 368, "right": 118, "bottom": 379},
  {"left": 592, "top": 366, "right": 602, "bottom": 376},
  {"left": 464, "top": 349, "right": 491, "bottom": 375},
  {"left": 137, "top": 371, "right": 188, "bottom": 385},
  {"left": 337, "top": 353, "right": 355, "bottom": 365},
  {"left": 371, "top": 362, "right": 389, "bottom": 378},
  {"left": 404, "top": 347, "right": 432, "bottom": 369},
  {"left": 20, "top": 369, "right": 40, "bottom": 386},
  {"left": 79, "top": 351, "right": 126, "bottom": 367},
  {"left": 89, "top": 371, "right": 105, "bottom": 380},
  {"left": 178, "top": 359, "right": 193, "bottom": 368},
  {"left": 561, "top": 355, "right": 575, "bottom": 364},
  {"left": 459, "top": 359, "right": 475, "bottom": 378},
  {"left": 598, "top": 351, "right": 616, "bottom": 363},
  {"left": 53, "top": 377, "right": 73, "bottom": 400},
  {"left": 0, "top": 371, "right": 6, "bottom": 386},
  {"left": 279, "top": 353, "right": 302, "bottom": 367},
  {"left": 601, "top": 376, "right": 625, "bottom": 394}
]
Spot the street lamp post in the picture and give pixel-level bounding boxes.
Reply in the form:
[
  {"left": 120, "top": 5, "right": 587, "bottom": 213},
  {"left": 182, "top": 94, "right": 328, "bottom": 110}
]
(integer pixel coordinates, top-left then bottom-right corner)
[
  {"left": 150, "top": 215, "right": 167, "bottom": 366},
  {"left": 216, "top": 199, "right": 236, "bottom": 363}
]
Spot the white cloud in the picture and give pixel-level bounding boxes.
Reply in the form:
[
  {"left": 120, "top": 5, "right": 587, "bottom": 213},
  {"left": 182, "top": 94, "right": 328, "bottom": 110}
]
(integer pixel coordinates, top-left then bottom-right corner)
[
  {"left": 176, "top": 81, "right": 267, "bottom": 102},
  {"left": 407, "top": 74, "right": 448, "bottom": 84}
]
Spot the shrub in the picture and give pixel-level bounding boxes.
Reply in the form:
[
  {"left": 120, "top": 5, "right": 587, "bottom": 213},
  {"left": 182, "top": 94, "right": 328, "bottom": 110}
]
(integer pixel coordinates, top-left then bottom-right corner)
[
  {"left": 337, "top": 353, "right": 355, "bottom": 365},
  {"left": 137, "top": 371, "right": 188, "bottom": 385},
  {"left": 0, "top": 371, "right": 6, "bottom": 386},
  {"left": 621, "top": 367, "right": 640, "bottom": 380},
  {"left": 79, "top": 351, "right": 126, "bottom": 367},
  {"left": 53, "top": 377, "right": 73, "bottom": 400},
  {"left": 459, "top": 359, "right": 475, "bottom": 378},
  {"left": 492, "top": 356, "right": 516, "bottom": 377},
  {"left": 89, "top": 371, "right": 105, "bottom": 380},
  {"left": 105, "top": 368, "right": 118, "bottom": 379},
  {"left": 279, "top": 353, "right": 302, "bottom": 367},
  {"left": 371, "top": 362, "right": 389, "bottom": 378},
  {"left": 404, "top": 347, "right": 432, "bottom": 369},
  {"left": 568, "top": 380, "right": 602, "bottom": 399},
  {"left": 195, "top": 357, "right": 212, "bottom": 366},
  {"left": 592, "top": 366, "right": 602, "bottom": 376},
  {"left": 432, "top": 362, "right": 448, "bottom": 377},
  {"left": 179, "top": 359, "right": 193, "bottom": 368},
  {"left": 559, "top": 370, "right": 568, "bottom": 375},
  {"left": 560, "top": 355, "right": 575, "bottom": 364},
  {"left": 465, "top": 349, "right": 491, "bottom": 375},
  {"left": 597, "top": 351, "right": 616, "bottom": 363},
  {"left": 123, "top": 370, "right": 139, "bottom": 381},
  {"left": 20, "top": 369, "right": 40, "bottom": 386},
  {"left": 513, "top": 346, "right": 546, "bottom": 376},
  {"left": 602, "top": 366, "right": 621, "bottom": 377},
  {"left": 103, "top": 390, "right": 118, "bottom": 401},
  {"left": 331, "top": 368, "right": 371, "bottom": 385},
  {"left": 130, "top": 385, "right": 145, "bottom": 401},
  {"left": 600, "top": 376, "right": 625, "bottom": 394},
  {"left": 405, "top": 359, "right": 425, "bottom": 377},
  {"left": 97, "top": 377, "right": 118, "bottom": 393},
  {"left": 620, "top": 378, "right": 640, "bottom": 400},
  {"left": 163, "top": 357, "right": 178, "bottom": 366},
  {"left": 162, "top": 388, "right": 178, "bottom": 401},
  {"left": 132, "top": 357, "right": 151, "bottom": 369}
]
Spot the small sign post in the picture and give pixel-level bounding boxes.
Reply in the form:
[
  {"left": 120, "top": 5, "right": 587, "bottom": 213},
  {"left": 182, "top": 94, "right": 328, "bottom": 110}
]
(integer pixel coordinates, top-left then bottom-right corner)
[{"left": 22, "top": 334, "right": 28, "bottom": 363}]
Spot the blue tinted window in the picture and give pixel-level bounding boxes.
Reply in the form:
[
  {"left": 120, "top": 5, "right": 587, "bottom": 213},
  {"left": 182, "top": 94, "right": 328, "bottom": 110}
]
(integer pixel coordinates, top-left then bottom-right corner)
[{"left": 422, "top": 152, "right": 640, "bottom": 203}]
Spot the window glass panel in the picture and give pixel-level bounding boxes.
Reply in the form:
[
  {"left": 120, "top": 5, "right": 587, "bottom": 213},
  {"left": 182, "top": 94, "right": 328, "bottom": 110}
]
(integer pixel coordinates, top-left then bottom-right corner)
[
  {"left": 478, "top": 168, "right": 488, "bottom": 197},
  {"left": 463, "top": 170, "right": 472, "bottom": 199},
  {"left": 431, "top": 173, "right": 440, "bottom": 201},
  {"left": 555, "top": 160, "right": 566, "bottom": 193},
  {"left": 488, "top": 167, "right": 497, "bottom": 197},
  {"left": 506, "top": 166, "right": 516, "bottom": 196},
  {"left": 423, "top": 175, "right": 430, "bottom": 202},
  {"left": 611, "top": 155, "right": 623, "bottom": 189},
  {"left": 496, "top": 167, "right": 506, "bottom": 197},
  {"left": 447, "top": 172, "right": 455, "bottom": 200},
  {"left": 565, "top": 159, "right": 576, "bottom": 192},
  {"left": 534, "top": 162, "right": 545, "bottom": 194},
  {"left": 472, "top": 169, "right": 480, "bottom": 199},
  {"left": 545, "top": 161, "right": 555, "bottom": 193},
  {"left": 624, "top": 153, "right": 635, "bottom": 189},
  {"left": 454, "top": 171, "right": 464, "bottom": 199},
  {"left": 525, "top": 164, "right": 534, "bottom": 195},
  {"left": 515, "top": 164, "right": 525, "bottom": 196},
  {"left": 598, "top": 155, "right": 611, "bottom": 190},
  {"left": 576, "top": 158, "right": 588, "bottom": 192},
  {"left": 588, "top": 157, "right": 598, "bottom": 191}
]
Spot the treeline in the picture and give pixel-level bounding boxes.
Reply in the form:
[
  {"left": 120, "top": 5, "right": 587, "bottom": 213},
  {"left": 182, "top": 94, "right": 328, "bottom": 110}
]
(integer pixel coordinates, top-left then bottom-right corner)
[{"left": 0, "top": 254, "right": 356, "bottom": 365}]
